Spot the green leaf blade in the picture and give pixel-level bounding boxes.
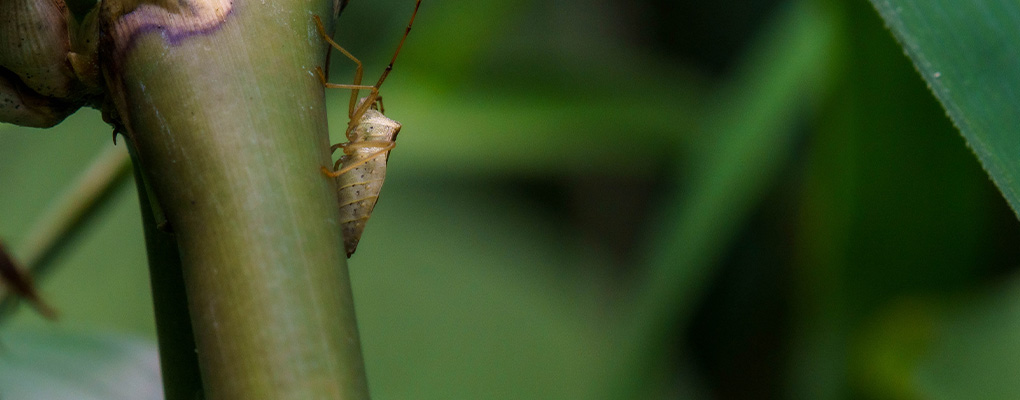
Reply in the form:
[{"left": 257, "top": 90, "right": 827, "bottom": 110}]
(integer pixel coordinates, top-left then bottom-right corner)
[{"left": 870, "top": 0, "right": 1020, "bottom": 214}]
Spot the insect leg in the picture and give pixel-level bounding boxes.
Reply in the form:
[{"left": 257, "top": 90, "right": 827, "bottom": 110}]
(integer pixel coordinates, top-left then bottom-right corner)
[
  {"left": 311, "top": 71, "right": 380, "bottom": 140},
  {"left": 313, "top": 15, "right": 364, "bottom": 118},
  {"left": 339, "top": 140, "right": 393, "bottom": 154},
  {"left": 347, "top": 87, "right": 381, "bottom": 137},
  {"left": 343, "top": 0, "right": 422, "bottom": 132},
  {"left": 320, "top": 142, "right": 396, "bottom": 178},
  {"left": 313, "top": 78, "right": 377, "bottom": 93}
]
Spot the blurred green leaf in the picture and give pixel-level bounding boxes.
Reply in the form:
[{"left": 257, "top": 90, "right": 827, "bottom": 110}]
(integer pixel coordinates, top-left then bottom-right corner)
[
  {"left": 0, "top": 144, "right": 132, "bottom": 321},
  {"left": 851, "top": 298, "right": 937, "bottom": 400},
  {"left": 870, "top": 0, "right": 1020, "bottom": 215},
  {"left": 0, "top": 110, "right": 153, "bottom": 337},
  {"left": 790, "top": 0, "right": 1000, "bottom": 398},
  {"left": 854, "top": 279, "right": 1020, "bottom": 400},
  {"left": 0, "top": 328, "right": 161, "bottom": 400},
  {"left": 914, "top": 280, "right": 1020, "bottom": 400},
  {"left": 636, "top": 0, "right": 837, "bottom": 322},
  {"left": 602, "top": 0, "right": 839, "bottom": 397}
]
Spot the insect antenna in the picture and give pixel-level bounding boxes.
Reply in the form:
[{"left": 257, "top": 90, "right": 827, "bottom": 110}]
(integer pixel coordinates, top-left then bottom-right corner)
[
  {"left": 348, "top": 0, "right": 423, "bottom": 125},
  {"left": 373, "top": 0, "right": 422, "bottom": 90}
]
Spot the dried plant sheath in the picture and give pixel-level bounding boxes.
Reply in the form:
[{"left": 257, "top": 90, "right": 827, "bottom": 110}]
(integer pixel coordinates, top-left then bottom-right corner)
[
  {"left": 0, "top": 242, "right": 56, "bottom": 319},
  {"left": 336, "top": 108, "right": 401, "bottom": 256},
  {"left": 0, "top": 0, "right": 74, "bottom": 99},
  {"left": 0, "top": 0, "right": 104, "bottom": 127},
  {"left": 0, "top": 71, "right": 76, "bottom": 128}
]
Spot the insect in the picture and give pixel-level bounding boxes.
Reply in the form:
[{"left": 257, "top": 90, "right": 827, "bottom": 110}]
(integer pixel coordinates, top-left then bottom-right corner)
[{"left": 313, "top": 0, "right": 422, "bottom": 257}]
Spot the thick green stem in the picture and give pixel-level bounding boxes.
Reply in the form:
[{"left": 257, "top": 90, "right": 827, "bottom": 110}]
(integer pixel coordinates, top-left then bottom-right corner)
[
  {"left": 101, "top": 0, "right": 368, "bottom": 398},
  {"left": 129, "top": 141, "right": 204, "bottom": 400}
]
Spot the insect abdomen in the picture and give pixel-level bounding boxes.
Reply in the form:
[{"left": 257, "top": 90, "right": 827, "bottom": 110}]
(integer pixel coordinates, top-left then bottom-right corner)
[
  {"left": 334, "top": 109, "right": 400, "bottom": 257},
  {"left": 336, "top": 157, "right": 387, "bottom": 257}
]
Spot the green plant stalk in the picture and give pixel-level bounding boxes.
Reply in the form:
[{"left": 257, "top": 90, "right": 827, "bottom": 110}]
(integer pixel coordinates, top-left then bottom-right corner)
[
  {"left": 608, "top": 0, "right": 838, "bottom": 397},
  {"left": 129, "top": 141, "right": 204, "bottom": 400},
  {"left": 0, "top": 144, "right": 131, "bottom": 321},
  {"left": 12, "top": 144, "right": 130, "bottom": 272},
  {"left": 101, "top": 0, "right": 367, "bottom": 398}
]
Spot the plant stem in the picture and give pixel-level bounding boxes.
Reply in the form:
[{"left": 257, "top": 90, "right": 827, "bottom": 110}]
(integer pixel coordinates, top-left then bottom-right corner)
[
  {"left": 128, "top": 141, "right": 205, "bottom": 400},
  {"left": 100, "top": 0, "right": 368, "bottom": 398},
  {"left": 0, "top": 144, "right": 131, "bottom": 321}
]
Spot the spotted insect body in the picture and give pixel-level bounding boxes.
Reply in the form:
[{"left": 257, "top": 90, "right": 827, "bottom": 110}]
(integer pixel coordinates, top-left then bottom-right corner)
[
  {"left": 334, "top": 107, "right": 400, "bottom": 256},
  {"left": 314, "top": 0, "right": 420, "bottom": 257}
]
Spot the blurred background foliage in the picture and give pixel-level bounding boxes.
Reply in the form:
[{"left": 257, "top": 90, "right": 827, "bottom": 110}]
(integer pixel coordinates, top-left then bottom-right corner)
[{"left": 1, "top": 0, "right": 1019, "bottom": 399}]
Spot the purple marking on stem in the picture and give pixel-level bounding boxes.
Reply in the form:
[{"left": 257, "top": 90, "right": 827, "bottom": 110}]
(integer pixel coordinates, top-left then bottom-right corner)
[{"left": 112, "top": 0, "right": 235, "bottom": 61}]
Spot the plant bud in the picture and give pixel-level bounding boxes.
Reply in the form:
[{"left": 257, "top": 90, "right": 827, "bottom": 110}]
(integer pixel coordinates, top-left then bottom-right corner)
[{"left": 0, "top": 0, "right": 76, "bottom": 99}]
